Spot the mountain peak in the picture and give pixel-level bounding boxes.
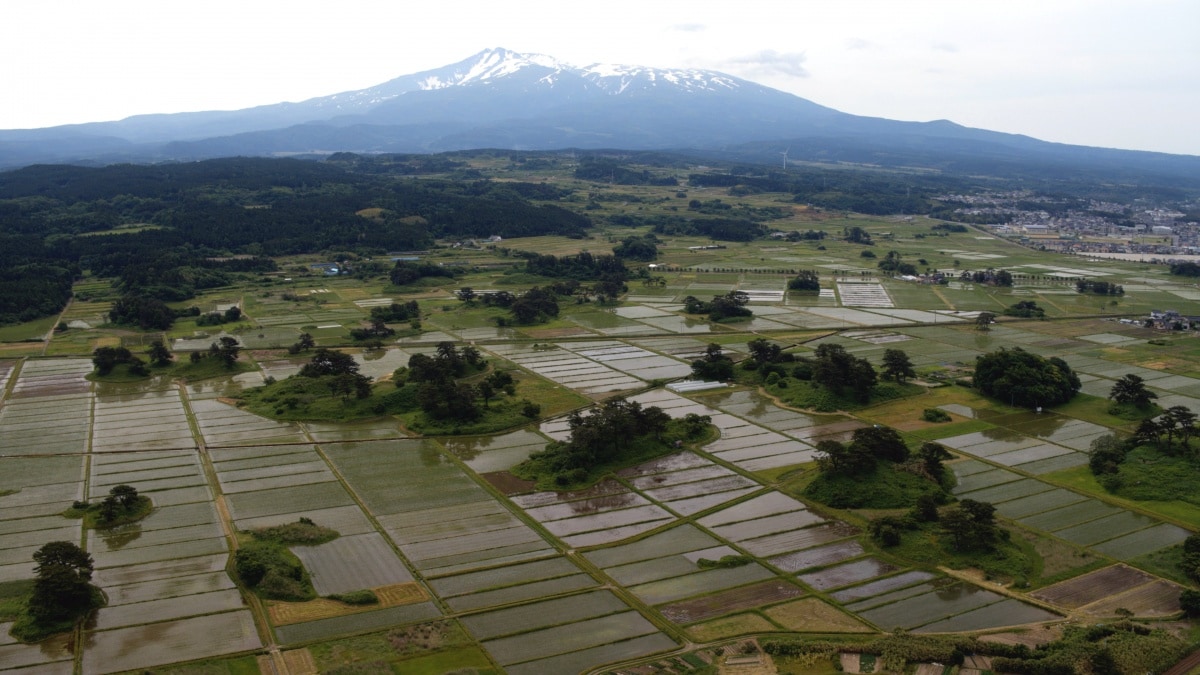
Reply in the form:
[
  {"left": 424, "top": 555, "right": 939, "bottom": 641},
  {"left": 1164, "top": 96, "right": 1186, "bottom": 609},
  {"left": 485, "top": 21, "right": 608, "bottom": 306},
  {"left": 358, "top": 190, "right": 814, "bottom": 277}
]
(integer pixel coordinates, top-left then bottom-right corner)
[{"left": 416, "top": 47, "right": 566, "bottom": 90}]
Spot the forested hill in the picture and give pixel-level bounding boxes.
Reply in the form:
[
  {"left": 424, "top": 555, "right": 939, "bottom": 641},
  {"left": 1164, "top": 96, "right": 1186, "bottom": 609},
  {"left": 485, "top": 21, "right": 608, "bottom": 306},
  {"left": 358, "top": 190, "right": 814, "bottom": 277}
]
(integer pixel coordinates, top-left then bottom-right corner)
[{"left": 0, "top": 156, "right": 591, "bottom": 325}]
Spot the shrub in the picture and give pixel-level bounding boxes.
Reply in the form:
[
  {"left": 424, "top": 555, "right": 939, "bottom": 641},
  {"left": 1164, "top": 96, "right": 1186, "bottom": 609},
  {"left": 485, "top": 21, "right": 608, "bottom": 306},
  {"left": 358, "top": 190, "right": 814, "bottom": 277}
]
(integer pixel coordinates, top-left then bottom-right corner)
[
  {"left": 922, "top": 408, "right": 951, "bottom": 422},
  {"left": 329, "top": 589, "right": 379, "bottom": 605}
]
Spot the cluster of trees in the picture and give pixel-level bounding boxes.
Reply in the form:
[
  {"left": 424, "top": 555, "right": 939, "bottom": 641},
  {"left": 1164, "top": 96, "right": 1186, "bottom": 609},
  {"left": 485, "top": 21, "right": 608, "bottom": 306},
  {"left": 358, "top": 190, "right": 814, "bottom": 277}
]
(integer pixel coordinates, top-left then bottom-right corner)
[
  {"left": 876, "top": 251, "right": 918, "bottom": 276},
  {"left": 650, "top": 216, "right": 768, "bottom": 241},
  {"left": 1089, "top": 407, "right": 1200, "bottom": 495},
  {"left": 475, "top": 286, "right": 568, "bottom": 324},
  {"left": 686, "top": 169, "right": 937, "bottom": 217},
  {"left": 349, "top": 318, "right": 396, "bottom": 342},
  {"left": 787, "top": 270, "right": 820, "bottom": 292},
  {"left": 814, "top": 425, "right": 911, "bottom": 477},
  {"left": 807, "top": 343, "right": 878, "bottom": 403},
  {"left": 389, "top": 261, "right": 458, "bottom": 286},
  {"left": 1170, "top": 261, "right": 1200, "bottom": 277},
  {"left": 1003, "top": 300, "right": 1046, "bottom": 319},
  {"left": 92, "top": 346, "right": 149, "bottom": 376},
  {"left": 0, "top": 157, "right": 601, "bottom": 325},
  {"left": 0, "top": 263, "right": 75, "bottom": 326},
  {"left": 683, "top": 291, "right": 753, "bottom": 322},
  {"left": 87, "top": 484, "right": 148, "bottom": 525},
  {"left": 779, "top": 229, "right": 827, "bottom": 241},
  {"left": 612, "top": 234, "right": 659, "bottom": 261},
  {"left": 16, "top": 541, "right": 101, "bottom": 639},
  {"left": 843, "top": 226, "right": 873, "bottom": 245},
  {"left": 108, "top": 294, "right": 196, "bottom": 330},
  {"left": 690, "top": 343, "right": 735, "bottom": 381},
  {"left": 572, "top": 158, "right": 678, "bottom": 185},
  {"left": 1129, "top": 406, "right": 1199, "bottom": 453},
  {"left": 286, "top": 332, "right": 316, "bottom": 355},
  {"left": 808, "top": 427, "right": 952, "bottom": 510},
  {"left": 972, "top": 348, "right": 1080, "bottom": 408},
  {"left": 1075, "top": 279, "right": 1124, "bottom": 295},
  {"left": 881, "top": 349, "right": 917, "bottom": 383},
  {"left": 961, "top": 268, "right": 1013, "bottom": 286},
  {"left": 1108, "top": 373, "right": 1158, "bottom": 411},
  {"left": 195, "top": 305, "right": 242, "bottom": 327},
  {"left": 196, "top": 337, "right": 242, "bottom": 369},
  {"left": 939, "top": 499, "right": 1003, "bottom": 552},
  {"left": 522, "top": 251, "right": 628, "bottom": 281},
  {"left": 368, "top": 301, "right": 420, "bottom": 323},
  {"left": 297, "top": 348, "right": 373, "bottom": 402},
  {"left": 517, "top": 397, "right": 673, "bottom": 485},
  {"left": 391, "top": 342, "right": 510, "bottom": 422},
  {"left": 931, "top": 223, "right": 969, "bottom": 233}
]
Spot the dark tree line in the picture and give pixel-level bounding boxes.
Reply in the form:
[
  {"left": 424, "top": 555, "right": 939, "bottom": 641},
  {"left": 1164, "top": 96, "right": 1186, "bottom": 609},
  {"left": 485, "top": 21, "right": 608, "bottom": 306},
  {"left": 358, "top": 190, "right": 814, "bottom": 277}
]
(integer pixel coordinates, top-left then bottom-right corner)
[
  {"left": 1075, "top": 279, "right": 1124, "bottom": 295},
  {"left": 683, "top": 291, "right": 753, "bottom": 322},
  {"left": 973, "top": 348, "right": 1080, "bottom": 408},
  {"left": 0, "top": 156, "right": 594, "bottom": 325}
]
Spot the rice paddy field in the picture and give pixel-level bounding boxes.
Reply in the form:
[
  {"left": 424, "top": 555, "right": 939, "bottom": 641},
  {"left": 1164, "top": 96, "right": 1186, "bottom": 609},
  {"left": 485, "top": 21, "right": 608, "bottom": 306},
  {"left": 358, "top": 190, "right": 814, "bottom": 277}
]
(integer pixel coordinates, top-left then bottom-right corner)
[{"left": 6, "top": 210, "right": 1200, "bottom": 672}]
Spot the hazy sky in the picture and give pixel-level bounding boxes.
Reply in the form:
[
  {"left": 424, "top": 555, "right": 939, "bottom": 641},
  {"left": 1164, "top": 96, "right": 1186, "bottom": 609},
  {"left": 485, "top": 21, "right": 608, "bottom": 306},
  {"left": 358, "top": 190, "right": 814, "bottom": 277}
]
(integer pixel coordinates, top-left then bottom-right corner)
[{"left": 5, "top": 0, "right": 1198, "bottom": 155}]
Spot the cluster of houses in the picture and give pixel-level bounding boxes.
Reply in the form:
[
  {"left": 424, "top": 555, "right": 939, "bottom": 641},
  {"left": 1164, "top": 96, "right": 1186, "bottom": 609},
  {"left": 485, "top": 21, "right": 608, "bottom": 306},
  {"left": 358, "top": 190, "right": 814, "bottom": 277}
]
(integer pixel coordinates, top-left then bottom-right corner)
[{"left": 1144, "top": 310, "right": 1200, "bottom": 330}]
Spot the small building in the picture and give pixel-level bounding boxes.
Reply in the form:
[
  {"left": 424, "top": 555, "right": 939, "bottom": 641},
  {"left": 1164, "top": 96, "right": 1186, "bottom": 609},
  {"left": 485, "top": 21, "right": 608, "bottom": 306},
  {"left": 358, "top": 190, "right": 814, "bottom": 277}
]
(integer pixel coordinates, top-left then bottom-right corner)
[{"left": 310, "top": 263, "right": 341, "bottom": 275}]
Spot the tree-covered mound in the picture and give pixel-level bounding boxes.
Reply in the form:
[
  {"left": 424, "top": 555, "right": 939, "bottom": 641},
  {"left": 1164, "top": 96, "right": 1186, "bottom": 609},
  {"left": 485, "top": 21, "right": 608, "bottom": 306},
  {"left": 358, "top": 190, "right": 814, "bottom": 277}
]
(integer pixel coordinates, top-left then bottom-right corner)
[
  {"left": 66, "top": 484, "right": 152, "bottom": 529},
  {"left": 802, "top": 429, "right": 953, "bottom": 509},
  {"left": 513, "top": 398, "right": 715, "bottom": 489},
  {"left": 10, "top": 542, "right": 104, "bottom": 642},
  {"left": 972, "top": 347, "right": 1080, "bottom": 408},
  {"left": 250, "top": 517, "right": 339, "bottom": 546}
]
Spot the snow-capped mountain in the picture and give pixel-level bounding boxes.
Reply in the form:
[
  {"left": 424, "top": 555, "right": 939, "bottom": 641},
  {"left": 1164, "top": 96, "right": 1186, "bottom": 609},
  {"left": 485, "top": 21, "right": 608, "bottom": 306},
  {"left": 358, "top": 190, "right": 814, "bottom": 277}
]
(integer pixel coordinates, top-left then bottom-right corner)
[{"left": 0, "top": 47, "right": 1197, "bottom": 182}]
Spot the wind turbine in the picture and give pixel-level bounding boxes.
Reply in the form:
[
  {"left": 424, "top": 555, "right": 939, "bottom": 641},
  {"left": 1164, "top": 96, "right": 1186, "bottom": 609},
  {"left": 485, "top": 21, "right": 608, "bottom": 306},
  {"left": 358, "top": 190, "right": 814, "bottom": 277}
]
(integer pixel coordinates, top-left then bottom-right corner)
[{"left": 779, "top": 147, "right": 790, "bottom": 170}]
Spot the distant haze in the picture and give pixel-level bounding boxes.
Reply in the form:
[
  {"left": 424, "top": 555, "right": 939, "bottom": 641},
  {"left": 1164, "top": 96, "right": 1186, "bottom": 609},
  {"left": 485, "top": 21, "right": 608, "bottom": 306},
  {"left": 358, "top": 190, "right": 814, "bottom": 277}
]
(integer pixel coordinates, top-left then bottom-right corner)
[{"left": 4, "top": 0, "right": 1198, "bottom": 155}]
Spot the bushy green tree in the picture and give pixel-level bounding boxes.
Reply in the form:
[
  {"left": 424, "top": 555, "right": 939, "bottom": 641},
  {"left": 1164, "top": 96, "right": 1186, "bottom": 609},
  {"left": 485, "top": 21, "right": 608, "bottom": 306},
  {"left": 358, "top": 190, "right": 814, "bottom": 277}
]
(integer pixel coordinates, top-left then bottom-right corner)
[
  {"left": 972, "top": 347, "right": 1080, "bottom": 408},
  {"left": 1108, "top": 373, "right": 1157, "bottom": 409},
  {"left": 691, "top": 343, "right": 734, "bottom": 380},
  {"left": 28, "top": 542, "right": 96, "bottom": 623},
  {"left": 787, "top": 270, "right": 820, "bottom": 291},
  {"left": 881, "top": 349, "right": 916, "bottom": 383}
]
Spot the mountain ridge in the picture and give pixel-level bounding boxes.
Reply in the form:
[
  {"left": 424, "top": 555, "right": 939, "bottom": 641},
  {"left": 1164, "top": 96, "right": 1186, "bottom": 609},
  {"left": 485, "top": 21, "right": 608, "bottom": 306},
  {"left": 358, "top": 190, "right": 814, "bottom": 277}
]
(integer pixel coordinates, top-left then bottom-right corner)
[{"left": 1, "top": 47, "right": 1197, "bottom": 184}]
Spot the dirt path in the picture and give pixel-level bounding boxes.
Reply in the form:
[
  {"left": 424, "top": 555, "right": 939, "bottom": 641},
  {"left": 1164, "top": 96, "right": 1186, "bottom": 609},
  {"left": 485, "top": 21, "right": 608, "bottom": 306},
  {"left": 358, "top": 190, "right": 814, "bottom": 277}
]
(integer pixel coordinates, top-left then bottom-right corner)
[
  {"left": 179, "top": 382, "right": 291, "bottom": 674},
  {"left": 1163, "top": 647, "right": 1200, "bottom": 675},
  {"left": 41, "top": 296, "right": 74, "bottom": 356}
]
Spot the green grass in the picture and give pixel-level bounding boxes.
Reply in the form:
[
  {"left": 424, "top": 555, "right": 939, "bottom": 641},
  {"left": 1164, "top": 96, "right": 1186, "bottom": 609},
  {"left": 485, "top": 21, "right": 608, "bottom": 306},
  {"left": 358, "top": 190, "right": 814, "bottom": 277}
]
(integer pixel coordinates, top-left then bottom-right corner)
[
  {"left": 328, "top": 590, "right": 379, "bottom": 606},
  {"left": 394, "top": 646, "right": 497, "bottom": 674},
  {"left": 309, "top": 621, "right": 486, "bottom": 673},
  {"left": 907, "top": 419, "right": 995, "bottom": 441},
  {"left": 757, "top": 374, "right": 923, "bottom": 414},
  {"left": 1128, "top": 544, "right": 1189, "bottom": 585},
  {"left": 885, "top": 521, "right": 1036, "bottom": 584},
  {"left": 148, "top": 655, "right": 261, "bottom": 675},
  {"left": 235, "top": 538, "right": 316, "bottom": 602},
  {"left": 0, "top": 580, "right": 33, "bottom": 622},
  {"left": 1044, "top": 463, "right": 1200, "bottom": 528},
  {"left": 249, "top": 518, "right": 339, "bottom": 545},
  {"left": 0, "top": 315, "right": 57, "bottom": 342},
  {"left": 1053, "top": 393, "right": 1148, "bottom": 431},
  {"left": 513, "top": 422, "right": 719, "bottom": 490},
  {"left": 172, "top": 356, "right": 258, "bottom": 382},
  {"left": 800, "top": 464, "right": 947, "bottom": 509},
  {"left": 66, "top": 495, "right": 153, "bottom": 529}
]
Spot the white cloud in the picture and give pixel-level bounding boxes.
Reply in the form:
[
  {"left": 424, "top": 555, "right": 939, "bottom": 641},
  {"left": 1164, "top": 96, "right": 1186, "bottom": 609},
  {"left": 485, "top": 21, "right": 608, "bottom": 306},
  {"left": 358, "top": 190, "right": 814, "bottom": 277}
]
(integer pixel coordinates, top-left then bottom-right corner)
[{"left": 723, "top": 50, "right": 810, "bottom": 78}]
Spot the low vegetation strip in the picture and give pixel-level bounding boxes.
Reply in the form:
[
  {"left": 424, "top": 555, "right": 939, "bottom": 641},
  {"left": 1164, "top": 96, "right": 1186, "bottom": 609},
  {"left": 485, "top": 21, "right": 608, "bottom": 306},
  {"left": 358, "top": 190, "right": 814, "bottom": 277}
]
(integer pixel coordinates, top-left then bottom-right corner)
[{"left": 269, "top": 582, "right": 428, "bottom": 625}]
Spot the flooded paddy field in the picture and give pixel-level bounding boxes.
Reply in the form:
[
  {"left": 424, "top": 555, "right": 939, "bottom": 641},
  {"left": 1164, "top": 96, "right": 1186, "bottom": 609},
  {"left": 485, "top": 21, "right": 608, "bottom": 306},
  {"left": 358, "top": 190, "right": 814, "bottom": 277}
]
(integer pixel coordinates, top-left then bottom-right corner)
[
  {"left": 951, "top": 457, "right": 1190, "bottom": 561},
  {"left": 324, "top": 440, "right": 559, "bottom": 577},
  {"left": 5, "top": 286, "right": 1200, "bottom": 672}
]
